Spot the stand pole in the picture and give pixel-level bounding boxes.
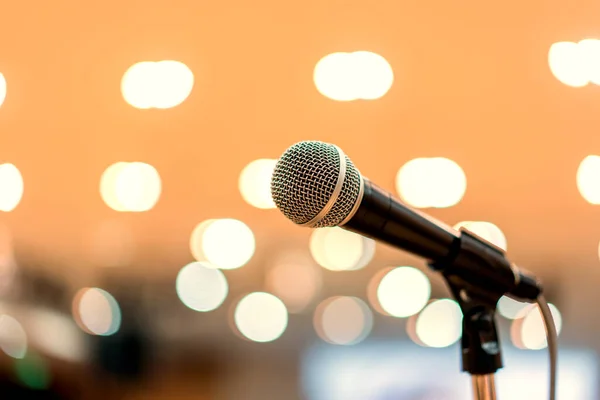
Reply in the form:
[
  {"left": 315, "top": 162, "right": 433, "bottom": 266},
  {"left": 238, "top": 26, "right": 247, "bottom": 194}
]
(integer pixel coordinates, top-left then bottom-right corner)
[{"left": 472, "top": 375, "right": 497, "bottom": 400}]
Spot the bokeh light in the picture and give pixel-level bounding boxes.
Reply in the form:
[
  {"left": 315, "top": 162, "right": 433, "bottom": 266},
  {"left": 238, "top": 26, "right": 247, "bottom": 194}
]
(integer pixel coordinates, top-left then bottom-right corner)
[
  {"left": 374, "top": 266, "right": 431, "bottom": 318},
  {"left": 547, "top": 40, "right": 600, "bottom": 87},
  {"left": 189, "top": 219, "right": 215, "bottom": 261},
  {"left": 233, "top": 292, "right": 288, "bottom": 343},
  {"left": 579, "top": 39, "right": 600, "bottom": 84},
  {"left": 0, "top": 315, "right": 27, "bottom": 359},
  {"left": 100, "top": 162, "right": 161, "bottom": 212},
  {"left": 73, "top": 288, "right": 121, "bottom": 336},
  {"left": 195, "top": 218, "right": 255, "bottom": 269},
  {"left": 548, "top": 41, "right": 589, "bottom": 87},
  {"left": 121, "top": 60, "right": 194, "bottom": 109},
  {"left": 314, "top": 296, "right": 373, "bottom": 345},
  {"left": 0, "top": 163, "right": 24, "bottom": 212},
  {"left": 577, "top": 155, "right": 600, "bottom": 204},
  {"left": 0, "top": 73, "right": 6, "bottom": 108},
  {"left": 497, "top": 295, "right": 533, "bottom": 320},
  {"left": 313, "top": 51, "right": 394, "bottom": 101},
  {"left": 413, "top": 299, "right": 462, "bottom": 348},
  {"left": 265, "top": 253, "right": 322, "bottom": 313},
  {"left": 309, "top": 227, "right": 375, "bottom": 271},
  {"left": 511, "top": 304, "right": 562, "bottom": 350},
  {"left": 395, "top": 157, "right": 466, "bottom": 208},
  {"left": 176, "top": 261, "right": 228, "bottom": 312},
  {"left": 27, "top": 309, "right": 86, "bottom": 363},
  {"left": 239, "top": 159, "right": 277, "bottom": 209},
  {"left": 454, "top": 221, "right": 507, "bottom": 250}
]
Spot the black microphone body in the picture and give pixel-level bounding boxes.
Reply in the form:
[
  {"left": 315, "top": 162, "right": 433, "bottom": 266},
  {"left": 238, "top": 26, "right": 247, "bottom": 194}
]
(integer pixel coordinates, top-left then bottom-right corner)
[{"left": 343, "top": 179, "right": 541, "bottom": 301}]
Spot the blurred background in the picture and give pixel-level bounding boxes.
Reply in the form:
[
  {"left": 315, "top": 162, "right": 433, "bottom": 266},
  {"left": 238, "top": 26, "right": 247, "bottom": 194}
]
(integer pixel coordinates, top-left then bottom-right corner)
[{"left": 0, "top": 0, "right": 598, "bottom": 398}]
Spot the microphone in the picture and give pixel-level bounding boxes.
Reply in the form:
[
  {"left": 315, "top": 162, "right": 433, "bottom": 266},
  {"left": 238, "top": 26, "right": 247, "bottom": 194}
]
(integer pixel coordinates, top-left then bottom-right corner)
[{"left": 270, "top": 140, "right": 542, "bottom": 301}]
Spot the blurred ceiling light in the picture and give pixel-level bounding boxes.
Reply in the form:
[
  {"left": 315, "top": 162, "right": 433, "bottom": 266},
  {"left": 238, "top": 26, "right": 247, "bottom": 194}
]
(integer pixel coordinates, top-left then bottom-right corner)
[
  {"left": 577, "top": 155, "right": 600, "bottom": 204},
  {"left": 0, "top": 315, "right": 27, "bottom": 359},
  {"left": 233, "top": 292, "right": 288, "bottom": 343},
  {"left": 100, "top": 162, "right": 161, "bottom": 212},
  {"left": 579, "top": 39, "right": 600, "bottom": 84},
  {"left": 453, "top": 221, "right": 507, "bottom": 251},
  {"left": 27, "top": 309, "right": 86, "bottom": 363},
  {"left": 121, "top": 60, "right": 194, "bottom": 109},
  {"left": 0, "top": 163, "right": 23, "bottom": 212},
  {"left": 309, "top": 227, "right": 375, "bottom": 271},
  {"left": 497, "top": 295, "right": 533, "bottom": 320},
  {"left": 265, "top": 255, "right": 322, "bottom": 313},
  {"left": 239, "top": 159, "right": 277, "bottom": 209},
  {"left": 314, "top": 296, "right": 373, "bottom": 345},
  {"left": 176, "top": 262, "right": 228, "bottom": 312},
  {"left": 89, "top": 219, "right": 134, "bottom": 267},
  {"left": 115, "top": 162, "right": 161, "bottom": 211},
  {"left": 547, "top": 40, "right": 600, "bottom": 87},
  {"left": 73, "top": 288, "right": 121, "bottom": 336},
  {"left": 548, "top": 41, "right": 589, "bottom": 87},
  {"left": 413, "top": 299, "right": 462, "bottom": 348},
  {"left": 198, "top": 218, "right": 255, "bottom": 269},
  {"left": 189, "top": 219, "right": 216, "bottom": 261},
  {"left": 0, "top": 73, "right": 6, "bottom": 108},
  {"left": 374, "top": 266, "right": 431, "bottom": 318},
  {"left": 313, "top": 51, "right": 393, "bottom": 101},
  {"left": 395, "top": 157, "right": 466, "bottom": 208},
  {"left": 511, "top": 303, "right": 562, "bottom": 350},
  {"left": 406, "top": 312, "right": 428, "bottom": 346}
]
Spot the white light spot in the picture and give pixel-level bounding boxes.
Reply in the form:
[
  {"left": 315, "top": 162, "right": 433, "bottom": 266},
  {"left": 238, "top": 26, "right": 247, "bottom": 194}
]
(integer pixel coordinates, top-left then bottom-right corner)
[
  {"left": 518, "top": 304, "right": 562, "bottom": 350},
  {"left": 375, "top": 267, "right": 431, "bottom": 318},
  {"left": 201, "top": 219, "right": 255, "bottom": 269},
  {"left": 100, "top": 162, "right": 161, "bottom": 212},
  {"left": 73, "top": 288, "right": 121, "bottom": 336},
  {"left": 396, "top": 157, "right": 466, "bottom": 208},
  {"left": 548, "top": 41, "right": 590, "bottom": 88},
  {"left": 577, "top": 155, "right": 600, "bottom": 204},
  {"left": 0, "top": 164, "right": 24, "bottom": 212},
  {"left": 497, "top": 296, "right": 533, "bottom": 320},
  {"left": 121, "top": 60, "right": 194, "bottom": 109},
  {"left": 313, "top": 51, "right": 393, "bottom": 101},
  {"left": 176, "top": 262, "right": 228, "bottom": 312},
  {"left": 0, "top": 73, "right": 6, "bottom": 108},
  {"left": 234, "top": 292, "right": 288, "bottom": 343},
  {"left": 239, "top": 159, "right": 277, "bottom": 209},
  {"left": 415, "top": 299, "right": 462, "bottom": 348},
  {"left": 309, "top": 227, "right": 375, "bottom": 271}
]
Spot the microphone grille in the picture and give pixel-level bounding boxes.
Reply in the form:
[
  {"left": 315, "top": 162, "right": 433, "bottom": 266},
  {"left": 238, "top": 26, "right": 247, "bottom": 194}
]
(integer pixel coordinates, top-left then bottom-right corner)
[{"left": 270, "top": 141, "right": 362, "bottom": 227}]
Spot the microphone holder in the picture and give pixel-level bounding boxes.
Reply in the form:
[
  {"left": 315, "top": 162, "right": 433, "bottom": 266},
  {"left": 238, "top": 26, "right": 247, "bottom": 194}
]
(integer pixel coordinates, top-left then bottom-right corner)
[{"left": 442, "top": 271, "right": 504, "bottom": 400}]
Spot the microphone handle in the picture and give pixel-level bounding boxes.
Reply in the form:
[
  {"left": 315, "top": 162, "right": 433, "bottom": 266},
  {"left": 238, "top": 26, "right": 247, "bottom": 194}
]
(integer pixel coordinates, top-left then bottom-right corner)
[
  {"left": 343, "top": 179, "right": 459, "bottom": 262},
  {"left": 342, "top": 179, "right": 541, "bottom": 300}
]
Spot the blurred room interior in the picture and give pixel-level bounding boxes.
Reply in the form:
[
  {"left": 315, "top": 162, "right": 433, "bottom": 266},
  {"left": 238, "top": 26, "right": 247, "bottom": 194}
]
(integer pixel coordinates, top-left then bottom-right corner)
[{"left": 0, "top": 0, "right": 598, "bottom": 398}]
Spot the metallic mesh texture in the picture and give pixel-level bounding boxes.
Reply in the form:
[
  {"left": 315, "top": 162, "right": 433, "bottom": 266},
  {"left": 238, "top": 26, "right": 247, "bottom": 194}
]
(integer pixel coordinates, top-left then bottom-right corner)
[{"left": 270, "top": 141, "right": 362, "bottom": 227}]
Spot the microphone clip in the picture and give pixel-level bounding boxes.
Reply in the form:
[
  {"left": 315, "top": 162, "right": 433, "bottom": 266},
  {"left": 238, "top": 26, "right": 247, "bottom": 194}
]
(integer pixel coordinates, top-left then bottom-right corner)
[{"left": 443, "top": 272, "right": 504, "bottom": 376}]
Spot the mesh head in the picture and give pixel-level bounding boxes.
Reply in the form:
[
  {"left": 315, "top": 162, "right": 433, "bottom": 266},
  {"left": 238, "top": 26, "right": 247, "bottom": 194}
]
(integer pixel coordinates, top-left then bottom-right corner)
[{"left": 270, "top": 141, "right": 362, "bottom": 227}]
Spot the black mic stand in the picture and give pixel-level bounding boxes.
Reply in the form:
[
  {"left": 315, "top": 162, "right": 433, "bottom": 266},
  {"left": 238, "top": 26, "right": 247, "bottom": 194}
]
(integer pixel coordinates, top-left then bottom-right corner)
[{"left": 442, "top": 272, "right": 504, "bottom": 400}]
